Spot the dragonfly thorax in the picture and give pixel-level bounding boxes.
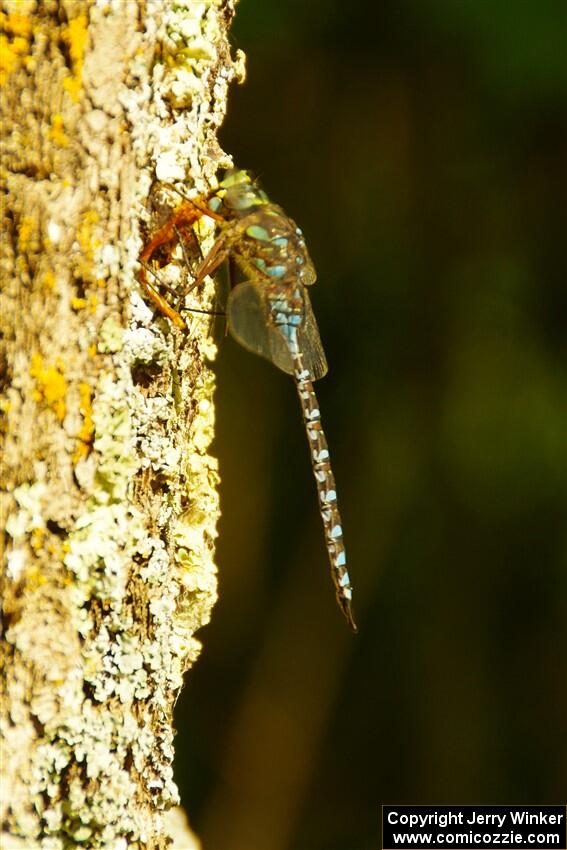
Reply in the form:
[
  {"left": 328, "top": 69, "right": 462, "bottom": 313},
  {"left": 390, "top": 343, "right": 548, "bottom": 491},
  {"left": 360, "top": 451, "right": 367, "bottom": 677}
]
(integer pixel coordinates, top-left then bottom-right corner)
[
  {"left": 232, "top": 207, "right": 317, "bottom": 288},
  {"left": 209, "top": 172, "right": 316, "bottom": 287}
]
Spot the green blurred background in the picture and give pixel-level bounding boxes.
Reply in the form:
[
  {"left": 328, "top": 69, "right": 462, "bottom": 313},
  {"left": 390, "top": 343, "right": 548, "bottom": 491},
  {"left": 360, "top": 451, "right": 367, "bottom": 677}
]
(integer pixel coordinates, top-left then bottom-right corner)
[{"left": 175, "top": 2, "right": 566, "bottom": 848}]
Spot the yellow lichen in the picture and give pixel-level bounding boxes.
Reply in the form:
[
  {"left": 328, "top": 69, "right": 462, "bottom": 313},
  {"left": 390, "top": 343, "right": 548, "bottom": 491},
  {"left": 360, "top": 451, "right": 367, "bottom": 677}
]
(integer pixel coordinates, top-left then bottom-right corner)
[
  {"left": 48, "top": 113, "right": 69, "bottom": 147},
  {"left": 23, "top": 51, "right": 35, "bottom": 72},
  {"left": 30, "top": 526, "right": 45, "bottom": 552},
  {"left": 30, "top": 353, "right": 67, "bottom": 422},
  {"left": 61, "top": 14, "right": 88, "bottom": 101},
  {"left": 77, "top": 210, "right": 100, "bottom": 279},
  {"left": 0, "top": 35, "right": 18, "bottom": 78},
  {"left": 73, "top": 381, "right": 94, "bottom": 463},
  {"left": 1, "top": 12, "right": 32, "bottom": 37},
  {"left": 18, "top": 216, "right": 35, "bottom": 252},
  {"left": 71, "top": 296, "right": 87, "bottom": 310},
  {"left": 24, "top": 565, "right": 48, "bottom": 591},
  {"left": 0, "top": 13, "right": 31, "bottom": 83},
  {"left": 43, "top": 270, "right": 55, "bottom": 289}
]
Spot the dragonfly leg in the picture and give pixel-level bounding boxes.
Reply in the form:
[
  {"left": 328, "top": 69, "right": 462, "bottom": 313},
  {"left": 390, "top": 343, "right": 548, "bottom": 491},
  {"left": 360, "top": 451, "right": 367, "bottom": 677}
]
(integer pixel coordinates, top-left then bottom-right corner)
[
  {"left": 138, "top": 196, "right": 224, "bottom": 328},
  {"left": 140, "top": 260, "right": 226, "bottom": 319},
  {"left": 181, "top": 228, "right": 235, "bottom": 296},
  {"left": 137, "top": 269, "right": 187, "bottom": 329}
]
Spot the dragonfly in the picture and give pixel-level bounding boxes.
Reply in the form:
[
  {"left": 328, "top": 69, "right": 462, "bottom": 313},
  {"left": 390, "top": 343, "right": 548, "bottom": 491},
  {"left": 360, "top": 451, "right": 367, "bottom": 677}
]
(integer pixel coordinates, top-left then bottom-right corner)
[{"left": 139, "top": 170, "right": 357, "bottom": 631}]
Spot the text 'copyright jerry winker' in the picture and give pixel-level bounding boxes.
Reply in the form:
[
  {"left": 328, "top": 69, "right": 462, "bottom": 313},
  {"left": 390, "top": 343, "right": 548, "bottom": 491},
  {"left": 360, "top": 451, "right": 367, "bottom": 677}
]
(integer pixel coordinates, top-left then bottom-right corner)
[{"left": 382, "top": 806, "right": 566, "bottom": 850}]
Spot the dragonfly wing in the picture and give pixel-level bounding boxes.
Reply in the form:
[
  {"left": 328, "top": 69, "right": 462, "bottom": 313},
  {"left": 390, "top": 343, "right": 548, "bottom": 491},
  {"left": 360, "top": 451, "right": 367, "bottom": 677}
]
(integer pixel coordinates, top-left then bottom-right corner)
[
  {"left": 296, "top": 289, "right": 328, "bottom": 380},
  {"left": 227, "top": 282, "right": 295, "bottom": 375},
  {"left": 227, "top": 283, "right": 329, "bottom": 380}
]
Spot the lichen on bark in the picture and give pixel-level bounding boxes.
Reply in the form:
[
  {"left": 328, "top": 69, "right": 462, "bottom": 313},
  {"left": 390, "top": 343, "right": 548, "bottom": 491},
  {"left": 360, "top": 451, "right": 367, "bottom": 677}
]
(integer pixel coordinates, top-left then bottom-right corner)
[{"left": 0, "top": 1, "right": 243, "bottom": 847}]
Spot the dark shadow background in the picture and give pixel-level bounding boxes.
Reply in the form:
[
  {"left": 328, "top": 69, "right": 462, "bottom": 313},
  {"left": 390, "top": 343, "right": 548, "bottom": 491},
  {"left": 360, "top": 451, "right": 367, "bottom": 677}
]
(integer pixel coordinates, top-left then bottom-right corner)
[{"left": 175, "top": 2, "right": 567, "bottom": 848}]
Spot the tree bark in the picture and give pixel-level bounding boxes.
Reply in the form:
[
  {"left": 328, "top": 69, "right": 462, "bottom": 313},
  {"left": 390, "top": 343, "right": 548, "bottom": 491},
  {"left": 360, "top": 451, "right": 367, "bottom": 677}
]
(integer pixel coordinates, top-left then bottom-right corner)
[{"left": 0, "top": 1, "right": 243, "bottom": 847}]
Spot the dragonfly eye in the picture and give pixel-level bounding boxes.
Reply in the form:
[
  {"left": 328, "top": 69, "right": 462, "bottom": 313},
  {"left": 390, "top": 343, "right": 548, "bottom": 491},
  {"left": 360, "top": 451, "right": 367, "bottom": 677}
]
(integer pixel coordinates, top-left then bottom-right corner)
[
  {"left": 221, "top": 169, "right": 252, "bottom": 188},
  {"left": 232, "top": 192, "right": 261, "bottom": 211}
]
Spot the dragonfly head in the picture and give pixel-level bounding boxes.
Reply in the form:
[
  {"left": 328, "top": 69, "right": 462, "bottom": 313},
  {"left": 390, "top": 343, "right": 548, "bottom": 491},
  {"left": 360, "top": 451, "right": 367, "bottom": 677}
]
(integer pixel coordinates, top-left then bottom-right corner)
[{"left": 210, "top": 169, "right": 270, "bottom": 215}]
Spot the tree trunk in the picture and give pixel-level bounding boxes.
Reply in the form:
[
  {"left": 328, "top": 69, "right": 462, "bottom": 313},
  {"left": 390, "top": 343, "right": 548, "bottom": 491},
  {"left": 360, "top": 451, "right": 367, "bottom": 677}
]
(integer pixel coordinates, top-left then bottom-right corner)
[{"left": 0, "top": 1, "right": 243, "bottom": 847}]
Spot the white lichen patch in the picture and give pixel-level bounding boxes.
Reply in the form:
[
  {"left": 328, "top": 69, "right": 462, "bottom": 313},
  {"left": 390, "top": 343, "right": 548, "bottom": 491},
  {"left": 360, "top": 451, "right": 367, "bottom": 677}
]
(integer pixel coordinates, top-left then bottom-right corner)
[
  {"left": 47, "top": 220, "right": 61, "bottom": 244},
  {"left": 100, "top": 243, "right": 121, "bottom": 277},
  {"left": 123, "top": 325, "right": 168, "bottom": 367},
  {"left": 5, "top": 481, "right": 47, "bottom": 538},
  {"left": 124, "top": 0, "right": 241, "bottom": 193},
  {"left": 97, "top": 315, "right": 125, "bottom": 354},
  {"left": 155, "top": 146, "right": 188, "bottom": 183},
  {"left": 5, "top": 547, "right": 27, "bottom": 582}
]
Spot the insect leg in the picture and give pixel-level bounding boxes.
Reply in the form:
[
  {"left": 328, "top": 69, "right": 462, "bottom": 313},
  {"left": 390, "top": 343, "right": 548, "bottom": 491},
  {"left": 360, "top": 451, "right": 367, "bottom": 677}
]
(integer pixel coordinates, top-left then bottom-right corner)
[
  {"left": 184, "top": 231, "right": 233, "bottom": 294},
  {"left": 138, "top": 200, "right": 209, "bottom": 328}
]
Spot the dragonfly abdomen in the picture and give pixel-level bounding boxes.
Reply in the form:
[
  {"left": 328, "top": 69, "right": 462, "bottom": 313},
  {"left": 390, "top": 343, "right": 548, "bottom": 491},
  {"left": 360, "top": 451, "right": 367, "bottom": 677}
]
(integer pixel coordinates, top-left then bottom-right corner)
[{"left": 293, "top": 361, "right": 357, "bottom": 632}]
